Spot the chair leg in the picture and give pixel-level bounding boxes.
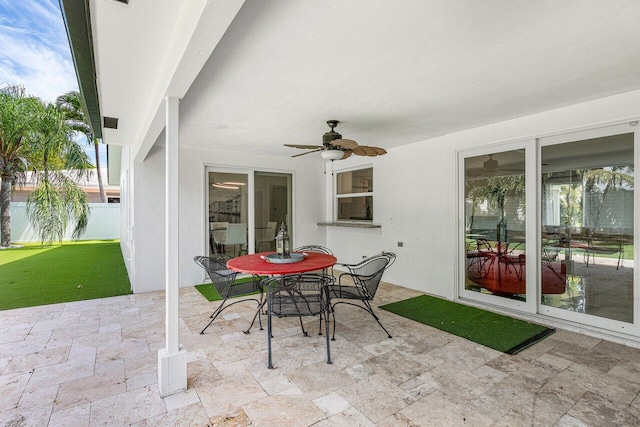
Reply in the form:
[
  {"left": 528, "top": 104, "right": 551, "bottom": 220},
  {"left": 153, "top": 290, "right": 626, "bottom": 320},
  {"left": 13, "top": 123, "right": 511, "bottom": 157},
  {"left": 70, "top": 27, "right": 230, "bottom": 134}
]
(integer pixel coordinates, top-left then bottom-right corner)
[
  {"left": 363, "top": 300, "right": 392, "bottom": 339},
  {"left": 324, "top": 307, "right": 332, "bottom": 364},
  {"left": 332, "top": 300, "right": 392, "bottom": 339},
  {"left": 330, "top": 303, "right": 337, "bottom": 341},
  {"left": 243, "top": 298, "right": 266, "bottom": 334},
  {"left": 200, "top": 297, "right": 228, "bottom": 334},
  {"left": 267, "top": 303, "right": 274, "bottom": 369},
  {"left": 298, "top": 316, "right": 308, "bottom": 336}
]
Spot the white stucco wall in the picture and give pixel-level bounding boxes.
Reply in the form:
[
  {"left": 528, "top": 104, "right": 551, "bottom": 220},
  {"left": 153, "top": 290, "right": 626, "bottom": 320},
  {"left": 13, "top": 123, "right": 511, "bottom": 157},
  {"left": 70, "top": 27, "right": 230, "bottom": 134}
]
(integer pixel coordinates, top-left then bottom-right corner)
[
  {"left": 327, "top": 89, "right": 640, "bottom": 300},
  {"left": 128, "top": 143, "right": 326, "bottom": 293},
  {"left": 124, "top": 89, "right": 640, "bottom": 296}
]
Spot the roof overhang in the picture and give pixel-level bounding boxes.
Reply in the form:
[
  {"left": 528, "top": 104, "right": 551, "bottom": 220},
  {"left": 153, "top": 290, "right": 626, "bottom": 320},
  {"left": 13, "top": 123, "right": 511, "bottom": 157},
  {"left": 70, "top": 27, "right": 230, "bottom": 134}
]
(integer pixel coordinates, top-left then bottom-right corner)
[{"left": 58, "top": 0, "right": 103, "bottom": 139}]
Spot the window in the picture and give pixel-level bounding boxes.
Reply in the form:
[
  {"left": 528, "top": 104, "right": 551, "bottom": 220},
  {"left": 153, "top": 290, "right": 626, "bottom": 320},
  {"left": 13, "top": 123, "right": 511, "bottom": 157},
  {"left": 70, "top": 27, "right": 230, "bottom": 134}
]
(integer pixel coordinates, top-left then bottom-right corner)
[{"left": 336, "top": 167, "right": 373, "bottom": 221}]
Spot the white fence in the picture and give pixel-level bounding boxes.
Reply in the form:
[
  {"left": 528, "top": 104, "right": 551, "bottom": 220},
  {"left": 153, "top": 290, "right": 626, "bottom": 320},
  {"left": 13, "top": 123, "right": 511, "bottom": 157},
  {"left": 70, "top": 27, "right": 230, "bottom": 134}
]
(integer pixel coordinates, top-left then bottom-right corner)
[{"left": 9, "top": 202, "right": 120, "bottom": 242}]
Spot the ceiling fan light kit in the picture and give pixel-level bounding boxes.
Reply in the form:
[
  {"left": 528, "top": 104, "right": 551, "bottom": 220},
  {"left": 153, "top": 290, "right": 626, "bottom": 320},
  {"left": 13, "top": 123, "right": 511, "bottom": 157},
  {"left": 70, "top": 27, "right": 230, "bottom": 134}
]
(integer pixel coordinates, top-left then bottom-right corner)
[
  {"left": 284, "top": 120, "right": 387, "bottom": 160},
  {"left": 321, "top": 150, "right": 345, "bottom": 160}
]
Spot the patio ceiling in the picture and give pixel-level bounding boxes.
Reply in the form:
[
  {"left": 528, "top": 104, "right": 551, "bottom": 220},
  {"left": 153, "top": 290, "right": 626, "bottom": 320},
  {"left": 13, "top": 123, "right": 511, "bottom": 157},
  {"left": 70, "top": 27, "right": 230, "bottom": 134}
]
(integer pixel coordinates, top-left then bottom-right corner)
[{"left": 86, "top": 1, "right": 640, "bottom": 159}]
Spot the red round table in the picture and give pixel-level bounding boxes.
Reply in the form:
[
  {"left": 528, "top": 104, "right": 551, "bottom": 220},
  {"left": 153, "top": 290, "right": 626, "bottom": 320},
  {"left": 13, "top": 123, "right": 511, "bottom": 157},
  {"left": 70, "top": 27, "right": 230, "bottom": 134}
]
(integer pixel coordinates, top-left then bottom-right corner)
[{"left": 227, "top": 251, "right": 337, "bottom": 275}]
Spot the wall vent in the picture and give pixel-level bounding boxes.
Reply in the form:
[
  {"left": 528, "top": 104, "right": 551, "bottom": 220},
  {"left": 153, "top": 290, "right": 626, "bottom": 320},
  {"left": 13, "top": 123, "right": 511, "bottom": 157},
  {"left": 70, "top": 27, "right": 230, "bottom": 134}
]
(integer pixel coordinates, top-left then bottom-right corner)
[{"left": 103, "top": 117, "right": 119, "bottom": 129}]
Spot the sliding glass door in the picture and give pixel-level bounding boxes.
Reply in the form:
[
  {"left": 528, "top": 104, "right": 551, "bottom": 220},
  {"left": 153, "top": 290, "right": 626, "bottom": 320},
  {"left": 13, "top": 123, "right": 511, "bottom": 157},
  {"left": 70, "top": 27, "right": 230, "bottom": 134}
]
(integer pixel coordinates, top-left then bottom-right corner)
[
  {"left": 460, "top": 122, "right": 638, "bottom": 334},
  {"left": 254, "top": 172, "right": 292, "bottom": 252},
  {"left": 539, "top": 125, "right": 636, "bottom": 329},
  {"left": 461, "top": 146, "right": 529, "bottom": 310},
  {"left": 206, "top": 168, "right": 292, "bottom": 259},
  {"left": 208, "top": 171, "right": 249, "bottom": 259}
]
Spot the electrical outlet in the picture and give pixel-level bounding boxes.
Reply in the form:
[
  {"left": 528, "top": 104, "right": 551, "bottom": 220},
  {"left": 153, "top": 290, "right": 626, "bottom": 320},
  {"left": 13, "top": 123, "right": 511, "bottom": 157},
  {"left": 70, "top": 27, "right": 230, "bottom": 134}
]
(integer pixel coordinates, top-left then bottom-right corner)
[{"left": 397, "top": 242, "right": 404, "bottom": 247}]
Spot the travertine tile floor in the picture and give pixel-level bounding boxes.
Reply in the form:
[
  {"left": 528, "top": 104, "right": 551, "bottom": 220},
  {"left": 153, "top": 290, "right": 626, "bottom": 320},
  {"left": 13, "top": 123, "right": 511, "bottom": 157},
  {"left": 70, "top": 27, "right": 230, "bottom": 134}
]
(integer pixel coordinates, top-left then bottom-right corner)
[{"left": 2, "top": 282, "right": 640, "bottom": 426}]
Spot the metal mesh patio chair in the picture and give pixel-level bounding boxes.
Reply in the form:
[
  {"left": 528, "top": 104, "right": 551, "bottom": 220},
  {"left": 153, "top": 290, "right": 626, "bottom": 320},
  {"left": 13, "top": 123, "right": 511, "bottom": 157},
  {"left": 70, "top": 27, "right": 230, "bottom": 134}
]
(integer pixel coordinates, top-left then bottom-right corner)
[
  {"left": 294, "top": 244, "right": 334, "bottom": 274},
  {"left": 194, "top": 256, "right": 263, "bottom": 334},
  {"left": 293, "top": 245, "right": 333, "bottom": 255},
  {"left": 263, "top": 273, "right": 334, "bottom": 369},
  {"left": 327, "top": 252, "right": 396, "bottom": 340},
  {"left": 293, "top": 245, "right": 334, "bottom": 334}
]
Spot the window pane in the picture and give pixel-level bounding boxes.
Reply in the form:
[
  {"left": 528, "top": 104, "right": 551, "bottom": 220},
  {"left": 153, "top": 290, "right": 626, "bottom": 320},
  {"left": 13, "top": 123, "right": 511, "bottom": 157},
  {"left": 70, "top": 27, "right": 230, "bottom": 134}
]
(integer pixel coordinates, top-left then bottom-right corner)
[
  {"left": 338, "top": 196, "right": 373, "bottom": 221},
  {"left": 254, "top": 172, "right": 291, "bottom": 252},
  {"left": 541, "top": 133, "right": 634, "bottom": 323},
  {"left": 337, "top": 168, "right": 373, "bottom": 195},
  {"left": 464, "top": 150, "right": 526, "bottom": 301},
  {"left": 208, "top": 172, "right": 248, "bottom": 259}
]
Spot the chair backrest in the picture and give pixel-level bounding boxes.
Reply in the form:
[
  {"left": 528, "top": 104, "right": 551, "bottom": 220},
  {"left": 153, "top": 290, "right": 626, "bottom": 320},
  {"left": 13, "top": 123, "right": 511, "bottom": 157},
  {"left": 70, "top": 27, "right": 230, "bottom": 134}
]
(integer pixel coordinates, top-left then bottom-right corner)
[
  {"left": 194, "top": 256, "right": 238, "bottom": 297},
  {"left": 293, "top": 245, "right": 333, "bottom": 255},
  {"left": 345, "top": 252, "right": 396, "bottom": 299},
  {"left": 225, "top": 223, "right": 247, "bottom": 245},
  {"left": 256, "top": 222, "right": 278, "bottom": 242},
  {"left": 211, "top": 222, "right": 228, "bottom": 244},
  {"left": 264, "top": 274, "right": 333, "bottom": 317}
]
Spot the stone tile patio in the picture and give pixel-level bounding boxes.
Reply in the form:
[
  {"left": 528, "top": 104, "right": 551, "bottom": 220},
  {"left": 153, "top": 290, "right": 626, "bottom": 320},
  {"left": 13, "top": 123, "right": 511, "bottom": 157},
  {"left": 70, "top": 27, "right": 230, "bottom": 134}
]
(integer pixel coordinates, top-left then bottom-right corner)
[{"left": 1, "top": 282, "right": 640, "bottom": 426}]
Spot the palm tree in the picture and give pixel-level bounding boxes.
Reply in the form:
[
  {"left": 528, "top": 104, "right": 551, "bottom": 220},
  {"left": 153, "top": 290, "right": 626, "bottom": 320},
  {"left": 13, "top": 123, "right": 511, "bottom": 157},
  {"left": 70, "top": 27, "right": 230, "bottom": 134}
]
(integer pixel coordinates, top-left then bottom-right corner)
[
  {"left": 560, "top": 183, "right": 582, "bottom": 227},
  {"left": 0, "top": 85, "right": 40, "bottom": 247},
  {"left": 0, "top": 85, "right": 92, "bottom": 246},
  {"left": 466, "top": 174, "right": 525, "bottom": 239},
  {"left": 55, "top": 91, "right": 107, "bottom": 203},
  {"left": 583, "top": 166, "right": 634, "bottom": 230}
]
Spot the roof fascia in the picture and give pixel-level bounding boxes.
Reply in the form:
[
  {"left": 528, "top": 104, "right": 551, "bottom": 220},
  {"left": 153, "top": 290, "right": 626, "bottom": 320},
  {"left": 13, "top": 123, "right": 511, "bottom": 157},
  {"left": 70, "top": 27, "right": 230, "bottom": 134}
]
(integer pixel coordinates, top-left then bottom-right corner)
[{"left": 58, "top": 0, "right": 103, "bottom": 139}]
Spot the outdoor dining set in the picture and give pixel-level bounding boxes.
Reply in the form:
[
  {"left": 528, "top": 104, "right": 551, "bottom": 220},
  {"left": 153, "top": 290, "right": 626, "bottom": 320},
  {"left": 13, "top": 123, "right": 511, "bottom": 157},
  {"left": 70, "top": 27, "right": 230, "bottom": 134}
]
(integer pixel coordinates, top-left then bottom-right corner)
[{"left": 194, "top": 231, "right": 396, "bottom": 369}]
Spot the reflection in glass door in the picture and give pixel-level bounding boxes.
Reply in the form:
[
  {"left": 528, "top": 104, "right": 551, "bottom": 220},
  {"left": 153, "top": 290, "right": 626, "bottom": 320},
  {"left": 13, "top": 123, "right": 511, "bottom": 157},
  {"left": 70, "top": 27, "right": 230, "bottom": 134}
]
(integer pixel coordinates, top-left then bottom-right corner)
[
  {"left": 254, "top": 172, "right": 292, "bottom": 252},
  {"left": 464, "top": 149, "right": 526, "bottom": 302},
  {"left": 208, "top": 172, "right": 248, "bottom": 259},
  {"left": 541, "top": 132, "right": 634, "bottom": 323}
]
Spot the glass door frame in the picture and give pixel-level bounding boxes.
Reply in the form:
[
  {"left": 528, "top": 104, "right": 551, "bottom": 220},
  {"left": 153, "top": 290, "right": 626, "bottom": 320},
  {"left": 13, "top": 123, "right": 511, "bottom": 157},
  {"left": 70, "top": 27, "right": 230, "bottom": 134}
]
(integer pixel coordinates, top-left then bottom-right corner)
[
  {"left": 536, "top": 122, "right": 640, "bottom": 335},
  {"left": 204, "top": 165, "right": 295, "bottom": 257},
  {"left": 205, "top": 166, "right": 256, "bottom": 255},
  {"left": 457, "top": 139, "right": 538, "bottom": 314}
]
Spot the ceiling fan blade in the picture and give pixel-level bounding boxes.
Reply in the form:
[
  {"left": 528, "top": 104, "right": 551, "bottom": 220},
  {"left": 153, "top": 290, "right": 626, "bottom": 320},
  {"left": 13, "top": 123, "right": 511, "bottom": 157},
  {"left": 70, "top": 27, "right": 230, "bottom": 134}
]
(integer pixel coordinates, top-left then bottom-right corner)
[
  {"left": 284, "top": 144, "right": 324, "bottom": 149},
  {"left": 351, "top": 147, "right": 367, "bottom": 156},
  {"left": 332, "top": 139, "right": 358, "bottom": 150},
  {"left": 368, "top": 146, "right": 387, "bottom": 156},
  {"left": 341, "top": 150, "right": 353, "bottom": 159},
  {"left": 291, "top": 148, "right": 323, "bottom": 158}
]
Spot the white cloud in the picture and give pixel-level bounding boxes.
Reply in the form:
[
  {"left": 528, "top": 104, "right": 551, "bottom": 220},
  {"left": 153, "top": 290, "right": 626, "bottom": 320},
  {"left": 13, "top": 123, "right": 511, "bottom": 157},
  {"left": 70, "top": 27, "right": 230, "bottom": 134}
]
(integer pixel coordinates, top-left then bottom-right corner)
[{"left": 0, "top": 0, "right": 78, "bottom": 103}]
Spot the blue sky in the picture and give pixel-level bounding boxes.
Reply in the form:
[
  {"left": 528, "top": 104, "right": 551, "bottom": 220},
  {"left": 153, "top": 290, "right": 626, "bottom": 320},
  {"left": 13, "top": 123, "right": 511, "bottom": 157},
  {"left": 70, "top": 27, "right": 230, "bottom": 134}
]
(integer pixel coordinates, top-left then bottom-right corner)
[{"left": 0, "top": 0, "right": 107, "bottom": 166}]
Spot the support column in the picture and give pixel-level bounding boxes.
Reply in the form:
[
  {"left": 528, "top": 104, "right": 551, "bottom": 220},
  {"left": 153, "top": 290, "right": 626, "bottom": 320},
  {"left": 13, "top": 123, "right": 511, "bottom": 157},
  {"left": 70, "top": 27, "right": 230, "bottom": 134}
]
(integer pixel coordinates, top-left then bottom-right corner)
[{"left": 158, "top": 96, "right": 187, "bottom": 397}]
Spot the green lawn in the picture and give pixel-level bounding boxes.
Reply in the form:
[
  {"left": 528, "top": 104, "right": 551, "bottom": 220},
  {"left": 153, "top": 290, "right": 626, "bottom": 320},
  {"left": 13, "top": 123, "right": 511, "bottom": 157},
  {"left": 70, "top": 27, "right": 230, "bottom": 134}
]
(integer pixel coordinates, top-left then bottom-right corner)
[{"left": 0, "top": 240, "right": 131, "bottom": 311}]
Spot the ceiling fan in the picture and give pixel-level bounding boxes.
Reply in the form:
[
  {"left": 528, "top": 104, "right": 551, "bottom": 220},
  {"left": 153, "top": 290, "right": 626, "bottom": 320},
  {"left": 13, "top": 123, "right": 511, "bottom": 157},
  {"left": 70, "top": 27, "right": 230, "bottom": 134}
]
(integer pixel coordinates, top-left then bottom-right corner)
[
  {"left": 466, "top": 154, "right": 524, "bottom": 178},
  {"left": 284, "top": 120, "right": 387, "bottom": 160}
]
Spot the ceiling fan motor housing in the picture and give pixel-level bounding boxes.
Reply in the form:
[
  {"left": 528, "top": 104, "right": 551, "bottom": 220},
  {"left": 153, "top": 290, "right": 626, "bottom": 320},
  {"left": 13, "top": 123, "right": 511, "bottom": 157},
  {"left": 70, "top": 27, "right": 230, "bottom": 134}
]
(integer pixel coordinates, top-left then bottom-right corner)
[
  {"left": 323, "top": 130, "right": 342, "bottom": 147},
  {"left": 484, "top": 156, "right": 498, "bottom": 171},
  {"left": 323, "top": 119, "right": 342, "bottom": 147}
]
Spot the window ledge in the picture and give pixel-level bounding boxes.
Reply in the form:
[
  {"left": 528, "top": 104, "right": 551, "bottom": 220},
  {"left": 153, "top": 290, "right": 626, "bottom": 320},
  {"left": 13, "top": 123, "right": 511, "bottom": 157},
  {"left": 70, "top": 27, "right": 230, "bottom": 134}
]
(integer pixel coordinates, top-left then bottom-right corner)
[{"left": 317, "top": 222, "right": 381, "bottom": 229}]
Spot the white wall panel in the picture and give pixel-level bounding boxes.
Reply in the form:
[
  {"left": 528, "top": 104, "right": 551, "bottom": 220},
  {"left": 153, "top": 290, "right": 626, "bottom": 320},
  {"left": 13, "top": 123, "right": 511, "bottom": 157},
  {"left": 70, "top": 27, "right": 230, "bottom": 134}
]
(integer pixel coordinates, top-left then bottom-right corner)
[{"left": 10, "top": 202, "right": 120, "bottom": 242}]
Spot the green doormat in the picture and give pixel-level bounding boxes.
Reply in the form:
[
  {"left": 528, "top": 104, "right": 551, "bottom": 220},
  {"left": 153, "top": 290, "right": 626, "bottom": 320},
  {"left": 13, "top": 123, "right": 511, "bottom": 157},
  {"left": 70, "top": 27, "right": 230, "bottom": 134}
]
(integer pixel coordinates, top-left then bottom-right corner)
[
  {"left": 195, "top": 277, "right": 258, "bottom": 301},
  {"left": 380, "top": 295, "right": 554, "bottom": 354}
]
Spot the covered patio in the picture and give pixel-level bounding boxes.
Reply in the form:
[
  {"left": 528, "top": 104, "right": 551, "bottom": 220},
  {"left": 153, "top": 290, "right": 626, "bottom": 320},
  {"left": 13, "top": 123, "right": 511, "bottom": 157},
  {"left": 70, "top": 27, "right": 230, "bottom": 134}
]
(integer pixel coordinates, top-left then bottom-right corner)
[
  {"left": 2, "top": 282, "right": 640, "bottom": 425},
  {"left": 43, "top": 0, "right": 640, "bottom": 420}
]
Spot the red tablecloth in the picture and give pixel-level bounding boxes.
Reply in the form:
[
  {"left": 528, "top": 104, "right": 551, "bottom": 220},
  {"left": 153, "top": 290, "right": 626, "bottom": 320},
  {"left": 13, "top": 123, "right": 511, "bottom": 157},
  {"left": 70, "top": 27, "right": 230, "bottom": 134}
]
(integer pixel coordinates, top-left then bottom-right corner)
[{"left": 227, "top": 252, "right": 336, "bottom": 275}]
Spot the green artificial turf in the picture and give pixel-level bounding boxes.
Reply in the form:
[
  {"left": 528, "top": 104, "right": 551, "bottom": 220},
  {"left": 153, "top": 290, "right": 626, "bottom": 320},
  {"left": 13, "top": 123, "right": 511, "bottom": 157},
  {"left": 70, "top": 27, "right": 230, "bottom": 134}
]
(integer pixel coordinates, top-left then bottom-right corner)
[
  {"left": 380, "top": 295, "right": 554, "bottom": 354},
  {"left": 195, "top": 276, "right": 258, "bottom": 301},
  {"left": 0, "top": 240, "right": 131, "bottom": 311}
]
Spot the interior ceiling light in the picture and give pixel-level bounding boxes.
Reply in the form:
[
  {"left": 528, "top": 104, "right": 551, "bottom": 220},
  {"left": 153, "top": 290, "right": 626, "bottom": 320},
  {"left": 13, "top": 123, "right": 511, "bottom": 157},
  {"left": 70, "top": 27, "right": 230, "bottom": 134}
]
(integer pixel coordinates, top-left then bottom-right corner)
[
  {"left": 222, "top": 182, "right": 246, "bottom": 186},
  {"left": 212, "top": 183, "right": 239, "bottom": 189}
]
